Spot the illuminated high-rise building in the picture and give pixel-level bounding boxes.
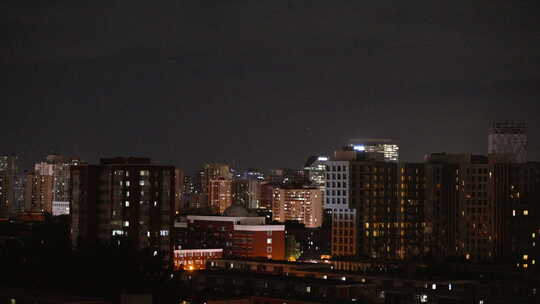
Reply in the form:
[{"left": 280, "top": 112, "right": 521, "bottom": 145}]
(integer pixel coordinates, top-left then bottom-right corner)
[
  {"left": 269, "top": 186, "right": 323, "bottom": 228},
  {"left": 423, "top": 152, "right": 539, "bottom": 268},
  {"left": 488, "top": 121, "right": 527, "bottom": 163},
  {"left": 0, "top": 155, "right": 19, "bottom": 217},
  {"left": 424, "top": 153, "right": 494, "bottom": 261},
  {"left": 70, "top": 157, "right": 175, "bottom": 263},
  {"left": 174, "top": 169, "right": 184, "bottom": 214},
  {"left": 208, "top": 178, "right": 232, "bottom": 214},
  {"left": 348, "top": 138, "right": 399, "bottom": 162},
  {"left": 34, "top": 154, "right": 85, "bottom": 215},
  {"left": 304, "top": 156, "right": 328, "bottom": 189},
  {"left": 396, "top": 163, "right": 426, "bottom": 259},
  {"left": 232, "top": 178, "right": 261, "bottom": 209},
  {"left": 326, "top": 146, "right": 424, "bottom": 259},
  {"left": 23, "top": 174, "right": 54, "bottom": 213},
  {"left": 199, "top": 163, "right": 233, "bottom": 214},
  {"left": 324, "top": 155, "right": 355, "bottom": 256},
  {"left": 491, "top": 161, "right": 540, "bottom": 271}
]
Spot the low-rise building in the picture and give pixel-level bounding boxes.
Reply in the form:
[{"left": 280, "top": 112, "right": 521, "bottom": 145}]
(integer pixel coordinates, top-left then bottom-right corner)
[
  {"left": 174, "top": 248, "right": 223, "bottom": 271},
  {"left": 174, "top": 204, "right": 285, "bottom": 260}
]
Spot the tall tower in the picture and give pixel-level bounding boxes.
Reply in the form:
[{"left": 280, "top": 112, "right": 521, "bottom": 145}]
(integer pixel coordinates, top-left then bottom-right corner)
[
  {"left": 200, "top": 163, "right": 232, "bottom": 214},
  {"left": 488, "top": 121, "right": 527, "bottom": 163}
]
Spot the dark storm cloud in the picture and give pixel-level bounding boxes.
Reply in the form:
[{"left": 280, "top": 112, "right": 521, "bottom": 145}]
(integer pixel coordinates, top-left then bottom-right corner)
[{"left": 2, "top": 0, "right": 539, "bottom": 172}]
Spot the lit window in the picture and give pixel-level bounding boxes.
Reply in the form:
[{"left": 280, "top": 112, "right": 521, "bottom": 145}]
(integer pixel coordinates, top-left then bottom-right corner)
[
  {"left": 126, "top": 181, "right": 130, "bottom": 187},
  {"left": 126, "top": 191, "right": 130, "bottom": 197},
  {"left": 523, "top": 254, "right": 528, "bottom": 260},
  {"left": 420, "top": 295, "right": 428, "bottom": 303},
  {"left": 160, "top": 230, "right": 169, "bottom": 236},
  {"left": 448, "top": 284, "right": 452, "bottom": 291},
  {"left": 432, "top": 284, "right": 436, "bottom": 290},
  {"left": 306, "top": 286, "right": 311, "bottom": 293},
  {"left": 267, "top": 238, "right": 272, "bottom": 244},
  {"left": 140, "top": 180, "right": 145, "bottom": 186},
  {"left": 123, "top": 221, "right": 129, "bottom": 227},
  {"left": 125, "top": 201, "right": 130, "bottom": 207},
  {"left": 524, "top": 210, "right": 529, "bottom": 216},
  {"left": 466, "top": 253, "right": 470, "bottom": 260},
  {"left": 512, "top": 210, "right": 516, "bottom": 216},
  {"left": 147, "top": 231, "right": 151, "bottom": 237},
  {"left": 153, "top": 250, "right": 158, "bottom": 256}
]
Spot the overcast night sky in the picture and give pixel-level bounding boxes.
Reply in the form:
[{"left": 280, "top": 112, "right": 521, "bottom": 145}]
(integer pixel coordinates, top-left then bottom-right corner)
[{"left": 2, "top": 0, "right": 539, "bottom": 173}]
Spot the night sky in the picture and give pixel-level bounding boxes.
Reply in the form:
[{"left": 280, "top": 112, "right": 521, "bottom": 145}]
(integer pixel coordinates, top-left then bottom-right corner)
[{"left": 2, "top": 0, "right": 539, "bottom": 173}]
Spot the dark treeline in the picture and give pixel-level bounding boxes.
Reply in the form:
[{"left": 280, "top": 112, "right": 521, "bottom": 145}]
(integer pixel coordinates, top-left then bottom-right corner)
[{"left": 0, "top": 216, "right": 180, "bottom": 302}]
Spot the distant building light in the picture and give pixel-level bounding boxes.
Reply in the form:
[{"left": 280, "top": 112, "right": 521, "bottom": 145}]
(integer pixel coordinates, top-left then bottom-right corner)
[
  {"left": 432, "top": 284, "right": 437, "bottom": 290},
  {"left": 353, "top": 145, "right": 365, "bottom": 151},
  {"left": 317, "top": 156, "right": 329, "bottom": 161}
]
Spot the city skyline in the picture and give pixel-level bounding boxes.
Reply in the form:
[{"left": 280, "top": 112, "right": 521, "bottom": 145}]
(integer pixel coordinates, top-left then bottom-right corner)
[
  {"left": 2, "top": 1, "right": 539, "bottom": 303},
  {"left": 1, "top": 120, "right": 538, "bottom": 175}
]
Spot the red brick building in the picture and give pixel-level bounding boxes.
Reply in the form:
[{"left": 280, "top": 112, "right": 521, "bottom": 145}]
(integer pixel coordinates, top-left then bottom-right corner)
[{"left": 174, "top": 207, "right": 285, "bottom": 260}]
